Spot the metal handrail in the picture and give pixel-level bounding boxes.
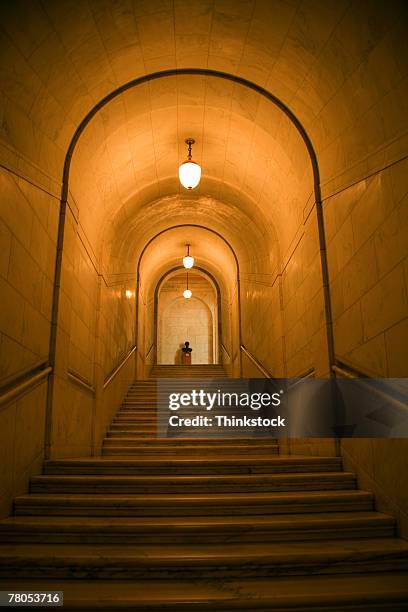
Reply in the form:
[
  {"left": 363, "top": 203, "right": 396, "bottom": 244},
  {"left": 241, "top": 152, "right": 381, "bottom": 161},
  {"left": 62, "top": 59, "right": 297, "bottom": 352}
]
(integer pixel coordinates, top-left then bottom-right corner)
[
  {"left": 0, "top": 365, "right": 52, "bottom": 408},
  {"left": 67, "top": 369, "right": 95, "bottom": 394},
  {"left": 287, "top": 368, "right": 316, "bottom": 390},
  {"left": 240, "top": 345, "right": 272, "bottom": 378},
  {"left": 332, "top": 358, "right": 370, "bottom": 378},
  {"left": 145, "top": 343, "right": 154, "bottom": 358},
  {"left": 103, "top": 345, "right": 136, "bottom": 389},
  {"left": 220, "top": 343, "right": 231, "bottom": 359},
  {"left": 332, "top": 360, "right": 407, "bottom": 411},
  {"left": 332, "top": 365, "right": 356, "bottom": 379}
]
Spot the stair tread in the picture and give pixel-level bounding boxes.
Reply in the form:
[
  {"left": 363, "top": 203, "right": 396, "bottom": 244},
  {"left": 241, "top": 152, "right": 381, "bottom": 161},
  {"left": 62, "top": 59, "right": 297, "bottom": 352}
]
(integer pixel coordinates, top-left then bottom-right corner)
[
  {"left": 103, "top": 437, "right": 280, "bottom": 441},
  {"left": 43, "top": 456, "right": 343, "bottom": 476},
  {"left": 32, "top": 472, "right": 354, "bottom": 482},
  {"left": 15, "top": 490, "right": 372, "bottom": 504},
  {"left": 44, "top": 456, "right": 341, "bottom": 466},
  {"left": 0, "top": 512, "right": 394, "bottom": 535},
  {"left": 0, "top": 538, "right": 406, "bottom": 559},
  {"left": 108, "top": 430, "right": 157, "bottom": 433},
  {"left": 102, "top": 449, "right": 280, "bottom": 455},
  {"left": 103, "top": 446, "right": 280, "bottom": 451}
]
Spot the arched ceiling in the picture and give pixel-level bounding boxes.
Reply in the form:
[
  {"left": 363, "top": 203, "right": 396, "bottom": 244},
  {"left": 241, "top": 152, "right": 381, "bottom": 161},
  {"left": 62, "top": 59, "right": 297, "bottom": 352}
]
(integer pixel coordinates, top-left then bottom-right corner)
[
  {"left": 1, "top": 0, "right": 407, "bottom": 275},
  {"left": 159, "top": 269, "right": 217, "bottom": 293},
  {"left": 158, "top": 270, "right": 217, "bottom": 304},
  {"left": 1, "top": 0, "right": 406, "bottom": 182},
  {"left": 70, "top": 74, "right": 310, "bottom": 268},
  {"left": 107, "top": 189, "right": 273, "bottom": 274},
  {"left": 138, "top": 226, "right": 238, "bottom": 302}
]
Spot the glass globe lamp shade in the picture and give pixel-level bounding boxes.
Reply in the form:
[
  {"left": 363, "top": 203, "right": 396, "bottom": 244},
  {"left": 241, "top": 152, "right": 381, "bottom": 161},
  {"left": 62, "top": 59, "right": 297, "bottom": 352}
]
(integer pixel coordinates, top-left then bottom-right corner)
[
  {"left": 183, "top": 289, "right": 192, "bottom": 299},
  {"left": 183, "top": 255, "right": 195, "bottom": 269},
  {"left": 179, "top": 161, "right": 201, "bottom": 190}
]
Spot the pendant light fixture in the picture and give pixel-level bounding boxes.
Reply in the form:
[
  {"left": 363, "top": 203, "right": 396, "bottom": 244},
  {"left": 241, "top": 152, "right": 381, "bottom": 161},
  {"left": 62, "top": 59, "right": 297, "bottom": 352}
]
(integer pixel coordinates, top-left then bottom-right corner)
[
  {"left": 183, "top": 244, "right": 194, "bottom": 269},
  {"left": 183, "top": 271, "right": 192, "bottom": 299},
  {"left": 179, "top": 138, "right": 201, "bottom": 190}
]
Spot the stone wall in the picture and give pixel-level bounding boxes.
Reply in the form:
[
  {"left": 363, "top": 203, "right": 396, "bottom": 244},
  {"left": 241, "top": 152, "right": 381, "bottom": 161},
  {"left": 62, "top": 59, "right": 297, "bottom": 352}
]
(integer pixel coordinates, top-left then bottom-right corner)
[
  {"left": 48, "top": 198, "right": 136, "bottom": 458},
  {"left": 0, "top": 161, "right": 59, "bottom": 517},
  {"left": 325, "top": 157, "right": 407, "bottom": 377}
]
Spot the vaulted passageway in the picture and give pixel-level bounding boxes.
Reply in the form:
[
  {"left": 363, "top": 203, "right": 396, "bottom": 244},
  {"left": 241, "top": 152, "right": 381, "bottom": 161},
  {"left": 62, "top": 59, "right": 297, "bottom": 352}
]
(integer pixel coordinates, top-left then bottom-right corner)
[{"left": 0, "top": 0, "right": 407, "bottom": 608}]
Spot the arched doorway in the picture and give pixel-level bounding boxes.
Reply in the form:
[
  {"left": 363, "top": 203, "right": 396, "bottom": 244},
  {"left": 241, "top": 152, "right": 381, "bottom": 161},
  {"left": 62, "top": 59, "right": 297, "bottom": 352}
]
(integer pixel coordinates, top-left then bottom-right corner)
[{"left": 157, "top": 270, "right": 218, "bottom": 365}]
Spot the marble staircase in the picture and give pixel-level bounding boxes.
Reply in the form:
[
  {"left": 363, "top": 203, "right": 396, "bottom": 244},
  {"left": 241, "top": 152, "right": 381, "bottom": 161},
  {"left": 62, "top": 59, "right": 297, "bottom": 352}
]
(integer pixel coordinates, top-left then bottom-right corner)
[
  {"left": 0, "top": 367, "right": 408, "bottom": 609},
  {"left": 150, "top": 364, "right": 227, "bottom": 378}
]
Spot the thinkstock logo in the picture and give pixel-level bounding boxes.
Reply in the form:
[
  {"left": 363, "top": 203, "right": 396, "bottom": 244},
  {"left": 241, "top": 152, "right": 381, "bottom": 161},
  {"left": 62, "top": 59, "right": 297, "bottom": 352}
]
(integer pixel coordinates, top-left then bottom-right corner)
[
  {"left": 157, "top": 377, "right": 408, "bottom": 440},
  {"left": 168, "top": 389, "right": 283, "bottom": 411},
  {"left": 157, "top": 379, "right": 287, "bottom": 438}
]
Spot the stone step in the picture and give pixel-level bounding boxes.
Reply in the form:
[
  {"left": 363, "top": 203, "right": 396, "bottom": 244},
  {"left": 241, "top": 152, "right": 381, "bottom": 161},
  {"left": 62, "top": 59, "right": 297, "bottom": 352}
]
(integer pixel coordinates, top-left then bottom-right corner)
[
  {"left": 109, "top": 424, "right": 161, "bottom": 428},
  {"left": 110, "top": 420, "right": 157, "bottom": 426},
  {"left": 129, "top": 382, "right": 157, "bottom": 385},
  {"left": 122, "top": 400, "right": 156, "bottom": 404},
  {"left": 107, "top": 430, "right": 282, "bottom": 438},
  {"left": 110, "top": 420, "right": 162, "bottom": 425},
  {"left": 2, "top": 574, "right": 408, "bottom": 610},
  {"left": 151, "top": 366, "right": 225, "bottom": 369},
  {"left": 114, "top": 411, "right": 157, "bottom": 417},
  {"left": 121, "top": 402, "right": 156, "bottom": 406},
  {"left": 116, "top": 409, "right": 157, "bottom": 414},
  {"left": 119, "top": 404, "right": 157, "bottom": 409},
  {"left": 151, "top": 372, "right": 231, "bottom": 381},
  {"left": 109, "top": 426, "right": 157, "bottom": 431},
  {"left": 103, "top": 439, "right": 280, "bottom": 449},
  {"left": 42, "top": 457, "right": 343, "bottom": 476},
  {"left": 151, "top": 370, "right": 227, "bottom": 373},
  {"left": 127, "top": 384, "right": 235, "bottom": 392},
  {"left": 0, "top": 539, "right": 407, "bottom": 581},
  {"left": 112, "top": 414, "right": 157, "bottom": 421},
  {"left": 115, "top": 411, "right": 157, "bottom": 416},
  {"left": 14, "top": 490, "right": 374, "bottom": 517},
  {"left": 130, "top": 382, "right": 233, "bottom": 388},
  {"left": 0, "top": 512, "right": 395, "bottom": 545},
  {"left": 129, "top": 382, "right": 157, "bottom": 386},
  {"left": 124, "top": 391, "right": 159, "bottom": 395},
  {"left": 121, "top": 402, "right": 157, "bottom": 406},
  {"left": 110, "top": 421, "right": 157, "bottom": 428},
  {"left": 29, "top": 472, "right": 356, "bottom": 494},
  {"left": 151, "top": 374, "right": 227, "bottom": 379},
  {"left": 120, "top": 404, "right": 157, "bottom": 409},
  {"left": 146, "top": 367, "right": 229, "bottom": 371},
  {"left": 107, "top": 428, "right": 156, "bottom": 440},
  {"left": 107, "top": 431, "right": 157, "bottom": 438},
  {"left": 108, "top": 433, "right": 286, "bottom": 441},
  {"left": 110, "top": 423, "right": 157, "bottom": 430},
  {"left": 119, "top": 405, "right": 157, "bottom": 410},
  {"left": 102, "top": 444, "right": 279, "bottom": 456},
  {"left": 103, "top": 437, "right": 279, "bottom": 447}
]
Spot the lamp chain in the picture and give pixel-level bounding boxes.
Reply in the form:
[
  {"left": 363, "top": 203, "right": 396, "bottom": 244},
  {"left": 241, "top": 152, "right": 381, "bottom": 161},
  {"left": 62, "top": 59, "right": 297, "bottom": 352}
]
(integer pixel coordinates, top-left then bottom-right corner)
[{"left": 185, "top": 138, "right": 194, "bottom": 161}]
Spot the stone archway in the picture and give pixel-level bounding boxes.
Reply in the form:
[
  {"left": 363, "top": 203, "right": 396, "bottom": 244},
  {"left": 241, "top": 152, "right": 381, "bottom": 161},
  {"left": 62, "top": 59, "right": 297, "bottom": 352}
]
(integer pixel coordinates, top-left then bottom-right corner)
[{"left": 48, "top": 68, "right": 334, "bottom": 422}]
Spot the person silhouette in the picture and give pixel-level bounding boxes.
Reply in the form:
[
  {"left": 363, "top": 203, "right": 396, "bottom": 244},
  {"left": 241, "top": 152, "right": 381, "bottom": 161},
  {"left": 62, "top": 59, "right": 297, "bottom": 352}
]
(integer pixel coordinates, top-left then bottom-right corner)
[
  {"left": 182, "top": 341, "right": 192, "bottom": 354},
  {"left": 181, "top": 341, "right": 192, "bottom": 364}
]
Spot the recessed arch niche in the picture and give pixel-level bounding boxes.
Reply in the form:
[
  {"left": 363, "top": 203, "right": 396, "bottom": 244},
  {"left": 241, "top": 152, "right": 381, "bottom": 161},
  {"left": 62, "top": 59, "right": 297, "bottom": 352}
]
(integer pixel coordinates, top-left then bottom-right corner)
[{"left": 155, "top": 266, "right": 222, "bottom": 366}]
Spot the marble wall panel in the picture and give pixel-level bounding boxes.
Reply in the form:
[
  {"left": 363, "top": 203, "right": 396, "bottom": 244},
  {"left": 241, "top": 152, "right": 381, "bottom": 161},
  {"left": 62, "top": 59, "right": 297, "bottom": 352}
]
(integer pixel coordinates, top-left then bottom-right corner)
[{"left": 325, "top": 157, "right": 408, "bottom": 376}]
